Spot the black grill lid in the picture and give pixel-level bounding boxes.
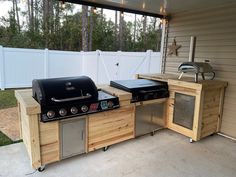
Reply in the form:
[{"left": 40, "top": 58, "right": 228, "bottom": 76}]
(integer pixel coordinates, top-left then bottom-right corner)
[
  {"left": 33, "top": 76, "right": 98, "bottom": 107},
  {"left": 110, "top": 79, "right": 168, "bottom": 93}
]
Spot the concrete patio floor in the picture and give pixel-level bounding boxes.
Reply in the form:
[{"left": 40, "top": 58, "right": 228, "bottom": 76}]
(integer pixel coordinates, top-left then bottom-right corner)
[{"left": 0, "top": 129, "right": 235, "bottom": 177}]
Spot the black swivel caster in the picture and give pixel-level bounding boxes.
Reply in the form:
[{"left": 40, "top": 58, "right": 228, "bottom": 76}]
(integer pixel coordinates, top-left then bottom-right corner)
[
  {"left": 150, "top": 131, "right": 155, "bottom": 136},
  {"left": 103, "top": 146, "right": 110, "bottom": 152},
  {"left": 38, "top": 165, "right": 46, "bottom": 172}
]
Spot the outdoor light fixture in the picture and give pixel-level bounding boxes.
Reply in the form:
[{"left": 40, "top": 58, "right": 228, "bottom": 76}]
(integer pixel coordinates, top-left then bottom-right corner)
[
  {"left": 60, "top": 1, "right": 65, "bottom": 9},
  {"left": 121, "top": 11, "right": 124, "bottom": 17},
  {"left": 93, "top": 7, "right": 97, "bottom": 14},
  {"left": 141, "top": 15, "right": 145, "bottom": 20},
  {"left": 142, "top": 2, "right": 146, "bottom": 9}
]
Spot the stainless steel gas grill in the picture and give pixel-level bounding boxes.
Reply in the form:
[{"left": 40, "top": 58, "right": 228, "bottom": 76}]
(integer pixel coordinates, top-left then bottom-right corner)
[
  {"left": 32, "top": 76, "right": 119, "bottom": 122},
  {"left": 110, "top": 79, "right": 169, "bottom": 103}
]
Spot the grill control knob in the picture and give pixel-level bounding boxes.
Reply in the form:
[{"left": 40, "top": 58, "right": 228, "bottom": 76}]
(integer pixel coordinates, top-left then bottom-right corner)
[
  {"left": 71, "top": 107, "right": 78, "bottom": 114},
  {"left": 81, "top": 105, "right": 88, "bottom": 113},
  {"left": 107, "top": 101, "right": 114, "bottom": 108},
  {"left": 47, "top": 111, "right": 55, "bottom": 119},
  {"left": 59, "top": 108, "right": 67, "bottom": 116}
]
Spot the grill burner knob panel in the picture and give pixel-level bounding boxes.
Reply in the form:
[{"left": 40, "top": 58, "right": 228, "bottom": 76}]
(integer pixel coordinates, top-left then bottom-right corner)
[
  {"left": 81, "top": 105, "right": 88, "bottom": 112},
  {"left": 47, "top": 111, "right": 55, "bottom": 119},
  {"left": 71, "top": 107, "right": 78, "bottom": 114},
  {"left": 59, "top": 108, "right": 67, "bottom": 116}
]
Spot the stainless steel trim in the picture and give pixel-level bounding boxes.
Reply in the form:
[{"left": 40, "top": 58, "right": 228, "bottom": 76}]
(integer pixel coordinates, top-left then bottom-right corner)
[
  {"left": 81, "top": 130, "right": 84, "bottom": 140},
  {"left": 139, "top": 89, "right": 163, "bottom": 94},
  {"left": 51, "top": 93, "right": 92, "bottom": 102}
]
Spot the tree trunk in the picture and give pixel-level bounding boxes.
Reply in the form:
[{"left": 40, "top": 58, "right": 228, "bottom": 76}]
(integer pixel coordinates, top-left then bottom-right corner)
[
  {"left": 101, "top": 8, "right": 103, "bottom": 17},
  {"left": 55, "top": 1, "right": 60, "bottom": 33},
  {"left": 100, "top": 8, "right": 104, "bottom": 22},
  {"left": 30, "top": 0, "right": 34, "bottom": 32},
  {"left": 15, "top": 0, "right": 20, "bottom": 32},
  {"left": 34, "top": 0, "right": 38, "bottom": 32},
  {"left": 82, "top": 5, "right": 89, "bottom": 51},
  {"left": 27, "top": 0, "right": 31, "bottom": 29},
  {"left": 89, "top": 7, "right": 94, "bottom": 51},
  {"left": 133, "top": 14, "right": 137, "bottom": 44},
  {"left": 114, "top": 11, "right": 118, "bottom": 50},
  {"left": 119, "top": 12, "right": 124, "bottom": 51},
  {"left": 43, "top": 0, "right": 49, "bottom": 47},
  {"left": 48, "top": 0, "right": 54, "bottom": 34},
  {"left": 12, "top": 0, "right": 16, "bottom": 28},
  {"left": 143, "top": 16, "right": 147, "bottom": 51},
  {"left": 153, "top": 17, "right": 156, "bottom": 31}
]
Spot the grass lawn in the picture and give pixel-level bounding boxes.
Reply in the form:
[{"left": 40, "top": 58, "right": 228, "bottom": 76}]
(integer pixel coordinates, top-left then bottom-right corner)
[
  {"left": 0, "top": 131, "right": 14, "bottom": 146},
  {"left": 0, "top": 89, "right": 17, "bottom": 109},
  {"left": 0, "top": 131, "right": 22, "bottom": 146}
]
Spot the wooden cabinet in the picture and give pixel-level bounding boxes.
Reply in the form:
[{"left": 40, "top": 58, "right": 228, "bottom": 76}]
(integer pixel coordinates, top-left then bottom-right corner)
[
  {"left": 88, "top": 105, "right": 135, "bottom": 152},
  {"left": 15, "top": 87, "right": 134, "bottom": 169},
  {"left": 167, "top": 80, "right": 227, "bottom": 141},
  {"left": 137, "top": 74, "right": 227, "bottom": 142}
]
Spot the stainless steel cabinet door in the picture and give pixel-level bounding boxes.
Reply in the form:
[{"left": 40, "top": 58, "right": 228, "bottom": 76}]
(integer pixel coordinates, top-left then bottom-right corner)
[
  {"left": 135, "top": 103, "right": 164, "bottom": 137},
  {"left": 173, "top": 93, "right": 195, "bottom": 130},
  {"left": 60, "top": 117, "right": 86, "bottom": 159}
]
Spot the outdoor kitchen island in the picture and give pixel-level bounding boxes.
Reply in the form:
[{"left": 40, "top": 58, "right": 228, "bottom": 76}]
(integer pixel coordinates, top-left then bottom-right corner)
[
  {"left": 15, "top": 74, "right": 227, "bottom": 171},
  {"left": 15, "top": 85, "right": 135, "bottom": 171}
]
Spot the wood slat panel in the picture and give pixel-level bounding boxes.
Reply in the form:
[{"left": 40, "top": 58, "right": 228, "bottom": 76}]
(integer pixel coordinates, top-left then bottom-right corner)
[
  {"left": 88, "top": 105, "right": 135, "bottom": 152},
  {"left": 165, "top": 3, "right": 236, "bottom": 138},
  {"left": 171, "top": 3, "right": 236, "bottom": 22},
  {"left": 39, "top": 121, "right": 60, "bottom": 164}
]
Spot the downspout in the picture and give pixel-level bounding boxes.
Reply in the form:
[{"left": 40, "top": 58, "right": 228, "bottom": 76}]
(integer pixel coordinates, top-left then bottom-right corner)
[{"left": 160, "top": 17, "right": 169, "bottom": 74}]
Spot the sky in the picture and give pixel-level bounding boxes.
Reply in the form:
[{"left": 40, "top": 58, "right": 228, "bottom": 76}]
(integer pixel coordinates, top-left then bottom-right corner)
[{"left": 0, "top": 1, "right": 159, "bottom": 26}]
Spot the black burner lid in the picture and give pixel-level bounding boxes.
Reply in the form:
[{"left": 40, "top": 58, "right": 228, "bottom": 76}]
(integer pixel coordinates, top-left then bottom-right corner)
[{"left": 110, "top": 79, "right": 168, "bottom": 93}]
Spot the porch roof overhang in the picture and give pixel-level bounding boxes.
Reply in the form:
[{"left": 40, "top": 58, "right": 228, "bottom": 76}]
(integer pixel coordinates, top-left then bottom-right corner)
[{"left": 61, "top": 0, "right": 235, "bottom": 18}]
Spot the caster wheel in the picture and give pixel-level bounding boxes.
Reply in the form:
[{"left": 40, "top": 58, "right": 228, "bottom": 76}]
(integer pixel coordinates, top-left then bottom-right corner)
[
  {"left": 38, "top": 165, "right": 46, "bottom": 172},
  {"left": 103, "top": 146, "right": 110, "bottom": 152},
  {"left": 150, "top": 131, "right": 155, "bottom": 136},
  {"left": 210, "top": 133, "right": 215, "bottom": 136},
  {"left": 189, "top": 138, "right": 194, "bottom": 143}
]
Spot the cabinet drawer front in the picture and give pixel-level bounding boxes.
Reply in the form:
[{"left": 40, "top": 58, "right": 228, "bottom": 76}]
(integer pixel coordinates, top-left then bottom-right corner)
[{"left": 88, "top": 106, "right": 135, "bottom": 151}]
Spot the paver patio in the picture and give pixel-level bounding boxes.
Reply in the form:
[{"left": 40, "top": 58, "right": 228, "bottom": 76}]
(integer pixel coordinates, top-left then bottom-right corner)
[{"left": 0, "top": 107, "right": 20, "bottom": 141}]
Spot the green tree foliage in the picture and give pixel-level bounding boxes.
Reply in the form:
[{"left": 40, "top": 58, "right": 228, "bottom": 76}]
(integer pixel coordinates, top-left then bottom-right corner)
[{"left": 0, "top": 1, "right": 162, "bottom": 51}]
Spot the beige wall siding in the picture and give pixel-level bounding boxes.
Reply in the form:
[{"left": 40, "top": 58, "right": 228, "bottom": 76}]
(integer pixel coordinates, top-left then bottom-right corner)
[{"left": 165, "top": 2, "right": 236, "bottom": 138}]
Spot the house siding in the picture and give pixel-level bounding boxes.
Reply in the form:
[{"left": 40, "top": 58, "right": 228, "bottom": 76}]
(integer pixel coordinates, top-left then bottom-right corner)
[{"left": 165, "top": 2, "right": 236, "bottom": 138}]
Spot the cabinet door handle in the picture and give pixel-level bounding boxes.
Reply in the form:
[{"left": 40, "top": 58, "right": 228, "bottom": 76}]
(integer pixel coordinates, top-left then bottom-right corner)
[{"left": 81, "top": 130, "right": 84, "bottom": 140}]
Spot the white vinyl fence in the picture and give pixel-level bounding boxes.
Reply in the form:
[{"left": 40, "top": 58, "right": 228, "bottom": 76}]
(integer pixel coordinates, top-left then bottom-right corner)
[{"left": 0, "top": 46, "right": 161, "bottom": 90}]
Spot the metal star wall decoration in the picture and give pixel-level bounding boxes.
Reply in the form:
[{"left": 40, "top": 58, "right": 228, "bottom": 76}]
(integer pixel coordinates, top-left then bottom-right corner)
[{"left": 168, "top": 38, "right": 181, "bottom": 56}]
